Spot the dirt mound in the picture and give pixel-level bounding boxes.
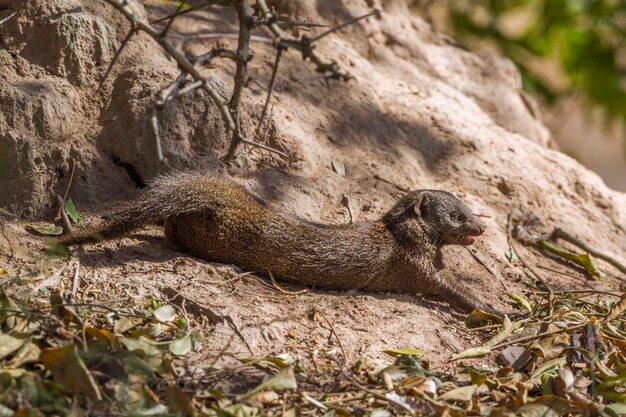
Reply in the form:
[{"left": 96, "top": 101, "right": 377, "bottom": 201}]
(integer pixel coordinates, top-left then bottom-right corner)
[{"left": 1, "top": 0, "right": 624, "bottom": 368}]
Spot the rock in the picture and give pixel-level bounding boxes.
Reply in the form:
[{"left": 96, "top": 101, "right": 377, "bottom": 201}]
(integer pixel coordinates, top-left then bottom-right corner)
[{"left": 497, "top": 346, "right": 532, "bottom": 371}]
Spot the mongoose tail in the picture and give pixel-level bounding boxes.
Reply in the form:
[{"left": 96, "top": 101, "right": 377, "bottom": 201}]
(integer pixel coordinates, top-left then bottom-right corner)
[{"left": 59, "top": 172, "right": 249, "bottom": 245}]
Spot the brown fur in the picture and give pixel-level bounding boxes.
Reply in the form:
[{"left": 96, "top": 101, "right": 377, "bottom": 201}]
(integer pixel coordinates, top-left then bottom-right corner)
[{"left": 61, "top": 172, "right": 490, "bottom": 312}]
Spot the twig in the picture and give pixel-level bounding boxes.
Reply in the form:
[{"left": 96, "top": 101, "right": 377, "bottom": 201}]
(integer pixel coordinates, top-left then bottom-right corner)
[
  {"left": 255, "top": 0, "right": 352, "bottom": 81},
  {"left": 149, "top": 107, "right": 164, "bottom": 162},
  {"left": 315, "top": 309, "right": 348, "bottom": 364},
  {"left": 159, "top": 0, "right": 186, "bottom": 39},
  {"left": 339, "top": 369, "right": 417, "bottom": 415},
  {"left": 537, "top": 264, "right": 594, "bottom": 289},
  {"left": 224, "top": 314, "right": 255, "bottom": 355},
  {"left": 99, "top": 27, "right": 135, "bottom": 89},
  {"left": 310, "top": 10, "right": 379, "bottom": 43},
  {"left": 150, "top": 0, "right": 226, "bottom": 24},
  {"left": 172, "top": 80, "right": 203, "bottom": 98},
  {"left": 301, "top": 393, "right": 328, "bottom": 411},
  {"left": 515, "top": 241, "right": 553, "bottom": 294},
  {"left": 0, "top": 10, "right": 17, "bottom": 26},
  {"left": 373, "top": 174, "right": 410, "bottom": 192},
  {"left": 161, "top": 286, "right": 224, "bottom": 324},
  {"left": 195, "top": 47, "right": 241, "bottom": 64},
  {"left": 156, "top": 72, "right": 187, "bottom": 107},
  {"left": 31, "top": 264, "right": 68, "bottom": 295},
  {"left": 56, "top": 159, "right": 76, "bottom": 221},
  {"left": 62, "top": 160, "right": 76, "bottom": 203},
  {"left": 465, "top": 247, "right": 509, "bottom": 291},
  {"left": 239, "top": 135, "right": 288, "bottom": 158},
  {"left": 102, "top": 0, "right": 235, "bottom": 131},
  {"left": 490, "top": 323, "right": 586, "bottom": 350},
  {"left": 56, "top": 195, "right": 73, "bottom": 234},
  {"left": 223, "top": 0, "right": 253, "bottom": 161},
  {"left": 170, "top": 32, "right": 273, "bottom": 44},
  {"left": 506, "top": 213, "right": 552, "bottom": 294},
  {"left": 277, "top": 19, "right": 329, "bottom": 30},
  {"left": 553, "top": 228, "right": 626, "bottom": 275},
  {"left": 70, "top": 258, "right": 81, "bottom": 303},
  {"left": 255, "top": 46, "right": 282, "bottom": 135},
  {"left": 105, "top": 0, "right": 356, "bottom": 161},
  {"left": 268, "top": 271, "right": 307, "bottom": 295},
  {"left": 535, "top": 289, "right": 621, "bottom": 297}
]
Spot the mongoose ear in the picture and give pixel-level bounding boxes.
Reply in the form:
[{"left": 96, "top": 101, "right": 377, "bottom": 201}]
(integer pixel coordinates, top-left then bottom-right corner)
[{"left": 413, "top": 191, "right": 432, "bottom": 217}]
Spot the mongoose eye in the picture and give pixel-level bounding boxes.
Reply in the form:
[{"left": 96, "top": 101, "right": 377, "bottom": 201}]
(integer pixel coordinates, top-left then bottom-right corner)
[{"left": 450, "top": 213, "right": 462, "bottom": 222}]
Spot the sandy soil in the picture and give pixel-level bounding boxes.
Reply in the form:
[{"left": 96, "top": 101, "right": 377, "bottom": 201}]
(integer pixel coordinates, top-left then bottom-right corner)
[{"left": 0, "top": 0, "right": 625, "bottom": 373}]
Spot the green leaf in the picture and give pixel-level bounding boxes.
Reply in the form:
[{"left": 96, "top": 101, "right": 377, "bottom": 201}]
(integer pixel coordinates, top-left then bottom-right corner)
[
  {"left": 64, "top": 199, "right": 80, "bottom": 224},
  {"left": 450, "top": 346, "right": 491, "bottom": 361},
  {"left": 218, "top": 403, "right": 259, "bottom": 417},
  {"left": 118, "top": 336, "right": 160, "bottom": 357},
  {"left": 122, "top": 354, "right": 156, "bottom": 377},
  {"left": 507, "top": 293, "right": 532, "bottom": 312},
  {"left": 539, "top": 240, "right": 604, "bottom": 278},
  {"left": 236, "top": 365, "right": 297, "bottom": 401},
  {"left": 504, "top": 248, "right": 517, "bottom": 262},
  {"left": 0, "top": 334, "right": 26, "bottom": 360},
  {"left": 25, "top": 224, "right": 63, "bottom": 236},
  {"left": 483, "top": 315, "right": 521, "bottom": 348},
  {"left": 382, "top": 348, "right": 423, "bottom": 357},
  {"left": 530, "top": 356, "right": 567, "bottom": 380},
  {"left": 168, "top": 334, "right": 192, "bottom": 356}
]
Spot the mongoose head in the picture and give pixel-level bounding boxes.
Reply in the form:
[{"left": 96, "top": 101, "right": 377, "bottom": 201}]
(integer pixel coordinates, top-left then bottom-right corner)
[{"left": 412, "top": 190, "right": 486, "bottom": 246}]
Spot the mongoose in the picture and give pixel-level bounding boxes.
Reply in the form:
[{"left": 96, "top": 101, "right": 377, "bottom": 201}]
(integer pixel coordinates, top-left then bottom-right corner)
[{"left": 60, "top": 172, "right": 490, "bottom": 312}]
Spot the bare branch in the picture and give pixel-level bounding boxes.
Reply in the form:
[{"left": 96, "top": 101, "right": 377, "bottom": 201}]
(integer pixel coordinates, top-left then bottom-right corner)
[
  {"left": 172, "top": 80, "right": 203, "bottom": 99},
  {"left": 310, "top": 9, "right": 379, "bottom": 43},
  {"left": 552, "top": 228, "right": 626, "bottom": 275},
  {"left": 239, "top": 135, "right": 288, "bottom": 158},
  {"left": 150, "top": 0, "right": 226, "bottom": 24},
  {"left": 224, "top": 0, "right": 253, "bottom": 161},
  {"left": 276, "top": 19, "right": 329, "bottom": 30},
  {"left": 255, "top": 46, "right": 282, "bottom": 135},
  {"left": 170, "top": 32, "right": 273, "bottom": 44},
  {"left": 103, "top": 0, "right": 359, "bottom": 161},
  {"left": 254, "top": 0, "right": 364, "bottom": 81},
  {"left": 99, "top": 27, "right": 136, "bottom": 89},
  {"left": 0, "top": 10, "right": 16, "bottom": 26},
  {"left": 149, "top": 107, "right": 164, "bottom": 161},
  {"left": 102, "top": 0, "right": 235, "bottom": 131},
  {"left": 160, "top": 0, "right": 186, "bottom": 39},
  {"left": 195, "top": 47, "right": 241, "bottom": 64},
  {"left": 156, "top": 72, "right": 187, "bottom": 107}
]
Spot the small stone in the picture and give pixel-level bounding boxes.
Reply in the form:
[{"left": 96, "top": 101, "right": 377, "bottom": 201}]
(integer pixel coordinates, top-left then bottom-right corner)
[{"left": 497, "top": 346, "right": 532, "bottom": 370}]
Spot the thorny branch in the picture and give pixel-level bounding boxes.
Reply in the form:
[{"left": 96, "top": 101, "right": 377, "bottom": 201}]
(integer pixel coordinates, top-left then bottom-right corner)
[{"left": 101, "top": 0, "right": 377, "bottom": 161}]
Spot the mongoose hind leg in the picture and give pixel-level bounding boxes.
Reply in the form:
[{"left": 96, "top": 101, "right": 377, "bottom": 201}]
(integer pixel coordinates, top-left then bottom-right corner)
[{"left": 164, "top": 212, "right": 216, "bottom": 255}]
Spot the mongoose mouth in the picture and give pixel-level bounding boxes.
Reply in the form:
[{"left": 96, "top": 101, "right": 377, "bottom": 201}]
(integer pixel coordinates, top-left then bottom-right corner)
[
  {"left": 459, "top": 235, "right": 476, "bottom": 245},
  {"left": 456, "top": 228, "right": 485, "bottom": 245}
]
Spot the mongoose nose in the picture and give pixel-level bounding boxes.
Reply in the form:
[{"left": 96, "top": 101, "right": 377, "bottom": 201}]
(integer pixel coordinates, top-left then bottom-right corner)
[{"left": 478, "top": 228, "right": 485, "bottom": 235}]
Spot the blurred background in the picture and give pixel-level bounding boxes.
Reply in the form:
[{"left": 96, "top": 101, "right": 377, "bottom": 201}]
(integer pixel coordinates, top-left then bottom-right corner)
[{"left": 410, "top": 0, "right": 626, "bottom": 191}]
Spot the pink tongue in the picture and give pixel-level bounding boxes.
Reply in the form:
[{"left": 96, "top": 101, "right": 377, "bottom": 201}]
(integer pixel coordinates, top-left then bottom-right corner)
[{"left": 463, "top": 236, "right": 475, "bottom": 245}]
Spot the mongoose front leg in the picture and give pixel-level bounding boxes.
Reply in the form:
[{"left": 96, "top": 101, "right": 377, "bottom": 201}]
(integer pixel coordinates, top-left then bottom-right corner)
[{"left": 430, "top": 269, "right": 496, "bottom": 314}]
